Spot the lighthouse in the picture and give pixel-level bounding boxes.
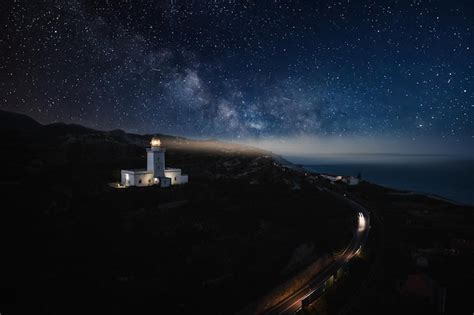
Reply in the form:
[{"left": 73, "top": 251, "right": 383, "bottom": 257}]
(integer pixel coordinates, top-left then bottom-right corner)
[
  {"left": 147, "top": 137, "right": 165, "bottom": 178},
  {"left": 120, "top": 136, "right": 188, "bottom": 187}
]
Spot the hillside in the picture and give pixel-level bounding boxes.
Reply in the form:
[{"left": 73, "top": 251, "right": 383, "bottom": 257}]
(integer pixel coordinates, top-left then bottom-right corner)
[
  {"left": 1, "top": 110, "right": 355, "bottom": 315},
  {"left": 2, "top": 110, "right": 472, "bottom": 315}
]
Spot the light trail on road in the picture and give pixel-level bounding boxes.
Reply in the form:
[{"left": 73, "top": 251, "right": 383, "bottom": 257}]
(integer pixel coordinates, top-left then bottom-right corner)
[{"left": 262, "top": 193, "right": 370, "bottom": 315}]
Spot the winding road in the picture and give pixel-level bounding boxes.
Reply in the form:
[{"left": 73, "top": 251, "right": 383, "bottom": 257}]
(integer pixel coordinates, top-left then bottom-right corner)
[{"left": 263, "top": 192, "right": 370, "bottom": 315}]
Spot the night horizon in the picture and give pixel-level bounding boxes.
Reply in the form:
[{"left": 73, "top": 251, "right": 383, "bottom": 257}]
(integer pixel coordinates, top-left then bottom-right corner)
[{"left": 2, "top": 1, "right": 473, "bottom": 150}]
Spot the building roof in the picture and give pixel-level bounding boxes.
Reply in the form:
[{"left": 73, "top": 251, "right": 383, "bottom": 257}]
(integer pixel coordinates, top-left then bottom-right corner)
[
  {"left": 165, "top": 167, "right": 181, "bottom": 171},
  {"left": 121, "top": 169, "right": 152, "bottom": 174}
]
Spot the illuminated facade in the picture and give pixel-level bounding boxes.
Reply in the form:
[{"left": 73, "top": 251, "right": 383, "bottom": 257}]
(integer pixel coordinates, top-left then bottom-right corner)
[{"left": 120, "top": 137, "right": 188, "bottom": 187}]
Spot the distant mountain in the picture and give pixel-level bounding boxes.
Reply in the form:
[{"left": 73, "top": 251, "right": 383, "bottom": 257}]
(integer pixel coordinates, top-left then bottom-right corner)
[
  {"left": 44, "top": 122, "right": 98, "bottom": 135},
  {"left": 0, "top": 109, "right": 268, "bottom": 183},
  {"left": 0, "top": 109, "right": 42, "bottom": 131},
  {"left": 0, "top": 109, "right": 264, "bottom": 154}
]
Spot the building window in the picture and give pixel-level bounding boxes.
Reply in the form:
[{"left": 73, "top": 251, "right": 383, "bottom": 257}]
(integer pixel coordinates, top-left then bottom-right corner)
[
  {"left": 148, "top": 179, "right": 152, "bottom": 183},
  {"left": 138, "top": 179, "right": 142, "bottom": 184},
  {"left": 174, "top": 177, "right": 177, "bottom": 181}
]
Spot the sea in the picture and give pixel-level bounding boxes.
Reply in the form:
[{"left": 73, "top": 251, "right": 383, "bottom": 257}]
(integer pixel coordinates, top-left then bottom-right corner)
[{"left": 285, "top": 154, "right": 474, "bottom": 206}]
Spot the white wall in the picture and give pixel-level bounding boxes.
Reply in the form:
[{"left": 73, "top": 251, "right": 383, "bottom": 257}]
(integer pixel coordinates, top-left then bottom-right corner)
[
  {"left": 164, "top": 169, "right": 188, "bottom": 185},
  {"left": 165, "top": 169, "right": 181, "bottom": 185},
  {"left": 121, "top": 170, "right": 154, "bottom": 187},
  {"left": 175, "top": 174, "right": 188, "bottom": 185},
  {"left": 147, "top": 149, "right": 166, "bottom": 177},
  {"left": 134, "top": 173, "right": 155, "bottom": 187},
  {"left": 121, "top": 171, "right": 133, "bottom": 187},
  {"left": 348, "top": 177, "right": 360, "bottom": 185}
]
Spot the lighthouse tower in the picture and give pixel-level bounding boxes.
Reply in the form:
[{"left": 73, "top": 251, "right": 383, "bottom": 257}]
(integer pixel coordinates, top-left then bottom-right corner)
[{"left": 147, "top": 137, "right": 166, "bottom": 178}]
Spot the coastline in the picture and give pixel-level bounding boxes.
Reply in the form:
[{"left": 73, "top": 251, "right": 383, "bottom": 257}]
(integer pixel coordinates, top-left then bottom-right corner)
[{"left": 272, "top": 152, "right": 468, "bottom": 207}]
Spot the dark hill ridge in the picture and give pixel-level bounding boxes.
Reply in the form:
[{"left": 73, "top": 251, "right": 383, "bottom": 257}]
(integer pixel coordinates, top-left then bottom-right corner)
[
  {"left": 0, "top": 109, "right": 191, "bottom": 147},
  {"left": 0, "top": 109, "right": 42, "bottom": 131},
  {"left": 0, "top": 109, "right": 269, "bottom": 185},
  {"left": 0, "top": 109, "right": 266, "bottom": 157}
]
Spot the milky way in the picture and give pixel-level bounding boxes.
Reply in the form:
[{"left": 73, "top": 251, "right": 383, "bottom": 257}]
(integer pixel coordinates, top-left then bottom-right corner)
[{"left": 1, "top": 1, "right": 473, "bottom": 142}]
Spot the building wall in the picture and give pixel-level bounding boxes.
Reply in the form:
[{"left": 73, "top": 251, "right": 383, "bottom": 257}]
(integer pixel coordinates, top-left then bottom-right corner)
[
  {"left": 165, "top": 169, "right": 188, "bottom": 185},
  {"left": 121, "top": 171, "right": 154, "bottom": 187},
  {"left": 121, "top": 171, "right": 133, "bottom": 187},
  {"left": 348, "top": 177, "right": 360, "bottom": 185},
  {"left": 147, "top": 149, "right": 165, "bottom": 177},
  {"left": 134, "top": 173, "right": 155, "bottom": 187},
  {"left": 174, "top": 174, "right": 188, "bottom": 185},
  {"left": 160, "top": 177, "right": 171, "bottom": 187},
  {"left": 164, "top": 169, "right": 181, "bottom": 183}
]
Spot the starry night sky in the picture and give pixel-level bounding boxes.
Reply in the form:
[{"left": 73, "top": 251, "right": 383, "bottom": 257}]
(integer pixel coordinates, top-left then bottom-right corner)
[{"left": 1, "top": 1, "right": 473, "bottom": 144}]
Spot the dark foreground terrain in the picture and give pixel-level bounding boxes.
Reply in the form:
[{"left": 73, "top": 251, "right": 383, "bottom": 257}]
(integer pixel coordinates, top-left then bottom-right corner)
[
  {"left": 300, "top": 182, "right": 474, "bottom": 315},
  {"left": 2, "top": 110, "right": 473, "bottom": 315},
  {"left": 1, "top": 110, "right": 355, "bottom": 315}
]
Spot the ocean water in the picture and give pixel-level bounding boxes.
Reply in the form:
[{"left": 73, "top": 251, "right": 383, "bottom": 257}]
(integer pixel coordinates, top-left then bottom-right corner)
[{"left": 287, "top": 155, "right": 474, "bottom": 206}]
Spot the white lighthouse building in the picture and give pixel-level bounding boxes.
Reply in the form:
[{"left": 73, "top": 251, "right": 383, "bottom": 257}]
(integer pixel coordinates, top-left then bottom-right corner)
[{"left": 120, "top": 137, "right": 188, "bottom": 188}]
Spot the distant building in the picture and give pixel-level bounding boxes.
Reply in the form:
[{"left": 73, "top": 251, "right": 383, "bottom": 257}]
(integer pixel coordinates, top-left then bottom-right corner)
[
  {"left": 120, "top": 137, "right": 188, "bottom": 188},
  {"left": 335, "top": 175, "right": 360, "bottom": 185},
  {"left": 345, "top": 177, "right": 360, "bottom": 185}
]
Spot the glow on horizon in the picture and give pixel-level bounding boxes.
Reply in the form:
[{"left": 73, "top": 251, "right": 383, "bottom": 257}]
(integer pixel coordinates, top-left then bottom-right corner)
[{"left": 237, "top": 135, "right": 474, "bottom": 158}]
